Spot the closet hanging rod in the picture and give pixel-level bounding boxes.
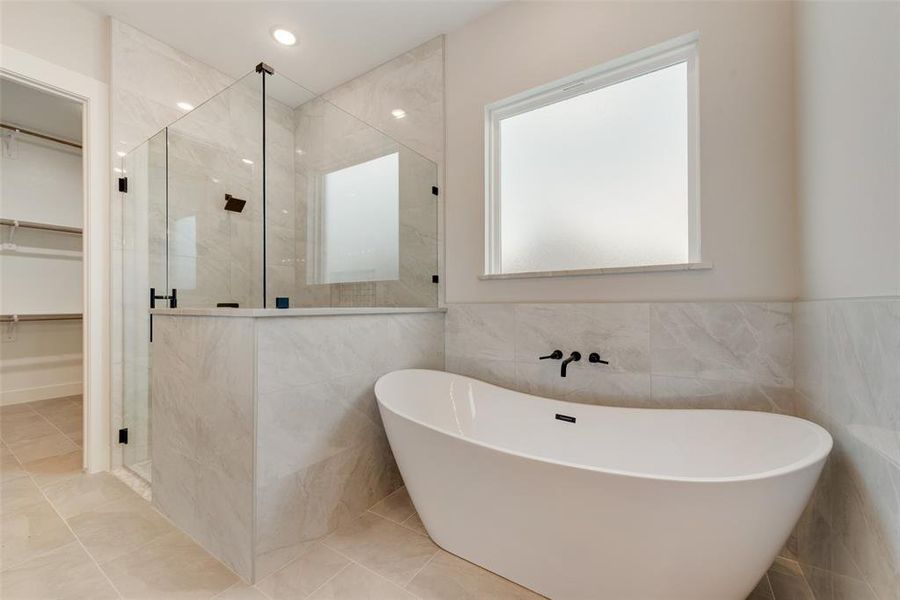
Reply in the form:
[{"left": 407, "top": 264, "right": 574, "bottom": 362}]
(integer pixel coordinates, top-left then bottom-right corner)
[
  {"left": 0, "top": 123, "right": 82, "bottom": 149},
  {"left": 0, "top": 313, "right": 83, "bottom": 323},
  {"left": 0, "top": 218, "right": 83, "bottom": 235}
]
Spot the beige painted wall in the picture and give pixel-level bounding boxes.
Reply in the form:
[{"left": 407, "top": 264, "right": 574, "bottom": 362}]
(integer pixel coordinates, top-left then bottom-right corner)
[
  {"left": 795, "top": 0, "right": 900, "bottom": 300},
  {"left": 444, "top": 1, "right": 797, "bottom": 303},
  {"left": 0, "top": 1, "right": 110, "bottom": 83}
]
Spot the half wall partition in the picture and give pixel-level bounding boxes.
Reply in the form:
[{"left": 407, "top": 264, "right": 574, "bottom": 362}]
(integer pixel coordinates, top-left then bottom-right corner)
[{"left": 119, "top": 65, "right": 439, "bottom": 477}]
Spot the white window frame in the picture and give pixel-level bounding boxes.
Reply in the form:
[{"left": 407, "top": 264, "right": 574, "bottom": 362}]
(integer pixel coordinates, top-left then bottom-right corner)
[{"left": 483, "top": 32, "right": 703, "bottom": 278}]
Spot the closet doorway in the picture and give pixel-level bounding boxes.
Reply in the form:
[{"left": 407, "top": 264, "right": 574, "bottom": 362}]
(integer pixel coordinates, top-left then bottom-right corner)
[{"left": 0, "top": 77, "right": 86, "bottom": 467}]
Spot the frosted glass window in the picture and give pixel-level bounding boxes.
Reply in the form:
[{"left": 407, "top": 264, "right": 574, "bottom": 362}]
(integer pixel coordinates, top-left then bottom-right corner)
[
  {"left": 320, "top": 152, "right": 399, "bottom": 283},
  {"left": 486, "top": 37, "right": 699, "bottom": 275}
]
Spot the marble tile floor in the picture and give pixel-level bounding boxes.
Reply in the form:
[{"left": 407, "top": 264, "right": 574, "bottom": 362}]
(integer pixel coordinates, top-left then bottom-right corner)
[{"left": 1, "top": 397, "right": 816, "bottom": 599}]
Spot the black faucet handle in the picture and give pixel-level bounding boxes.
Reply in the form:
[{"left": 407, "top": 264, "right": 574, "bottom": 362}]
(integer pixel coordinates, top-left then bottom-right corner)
[
  {"left": 588, "top": 352, "right": 609, "bottom": 365},
  {"left": 540, "top": 350, "right": 563, "bottom": 360}
]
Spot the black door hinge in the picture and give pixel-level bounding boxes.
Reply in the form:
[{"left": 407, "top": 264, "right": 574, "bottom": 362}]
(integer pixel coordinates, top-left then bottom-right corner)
[
  {"left": 150, "top": 287, "right": 178, "bottom": 309},
  {"left": 431, "top": 186, "right": 439, "bottom": 196},
  {"left": 118, "top": 428, "right": 128, "bottom": 444},
  {"left": 118, "top": 177, "right": 128, "bottom": 193},
  {"left": 432, "top": 274, "right": 439, "bottom": 283}
]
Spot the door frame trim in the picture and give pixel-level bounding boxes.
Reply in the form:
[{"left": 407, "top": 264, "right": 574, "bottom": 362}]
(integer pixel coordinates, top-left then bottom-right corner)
[{"left": 1, "top": 44, "right": 111, "bottom": 473}]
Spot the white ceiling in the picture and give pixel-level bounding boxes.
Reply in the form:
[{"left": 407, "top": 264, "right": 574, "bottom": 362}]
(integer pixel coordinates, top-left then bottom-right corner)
[
  {"left": 82, "top": 1, "right": 502, "bottom": 94},
  {"left": 0, "top": 77, "right": 83, "bottom": 143}
]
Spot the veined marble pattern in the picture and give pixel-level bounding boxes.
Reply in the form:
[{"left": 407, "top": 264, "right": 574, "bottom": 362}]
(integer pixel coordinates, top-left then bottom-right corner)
[
  {"left": 254, "top": 313, "right": 444, "bottom": 580},
  {"left": 149, "top": 312, "right": 443, "bottom": 583},
  {"left": 323, "top": 36, "right": 444, "bottom": 164},
  {"left": 793, "top": 298, "right": 900, "bottom": 600},
  {"left": 444, "top": 302, "right": 794, "bottom": 412},
  {"left": 150, "top": 316, "right": 256, "bottom": 581}
]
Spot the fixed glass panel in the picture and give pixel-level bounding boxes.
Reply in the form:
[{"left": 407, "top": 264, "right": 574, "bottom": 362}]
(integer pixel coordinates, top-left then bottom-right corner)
[
  {"left": 166, "top": 72, "right": 264, "bottom": 308},
  {"left": 321, "top": 152, "right": 400, "bottom": 284},
  {"left": 264, "top": 72, "right": 438, "bottom": 307},
  {"left": 121, "top": 129, "right": 166, "bottom": 474},
  {"left": 487, "top": 37, "right": 698, "bottom": 275}
]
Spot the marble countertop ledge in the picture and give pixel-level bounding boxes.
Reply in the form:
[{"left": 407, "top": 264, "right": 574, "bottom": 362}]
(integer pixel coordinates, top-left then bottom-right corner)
[{"left": 150, "top": 307, "right": 447, "bottom": 317}]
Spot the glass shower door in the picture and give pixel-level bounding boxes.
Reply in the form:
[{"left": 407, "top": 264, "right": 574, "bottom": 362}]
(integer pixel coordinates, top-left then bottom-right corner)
[{"left": 121, "top": 129, "right": 166, "bottom": 478}]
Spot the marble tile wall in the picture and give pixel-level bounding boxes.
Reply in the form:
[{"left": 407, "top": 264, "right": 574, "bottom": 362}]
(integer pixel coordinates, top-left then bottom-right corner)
[
  {"left": 792, "top": 299, "right": 900, "bottom": 600},
  {"left": 272, "top": 36, "right": 443, "bottom": 309},
  {"left": 254, "top": 312, "right": 445, "bottom": 580},
  {"left": 148, "top": 312, "right": 444, "bottom": 583},
  {"left": 444, "top": 302, "right": 795, "bottom": 413},
  {"left": 149, "top": 315, "right": 256, "bottom": 581}
]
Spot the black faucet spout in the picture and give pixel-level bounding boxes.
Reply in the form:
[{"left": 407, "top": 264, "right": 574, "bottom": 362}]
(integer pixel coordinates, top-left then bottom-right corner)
[{"left": 561, "top": 351, "right": 581, "bottom": 377}]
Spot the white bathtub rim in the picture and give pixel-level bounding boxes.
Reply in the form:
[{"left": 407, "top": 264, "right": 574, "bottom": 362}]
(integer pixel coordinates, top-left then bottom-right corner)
[{"left": 375, "top": 369, "right": 833, "bottom": 485}]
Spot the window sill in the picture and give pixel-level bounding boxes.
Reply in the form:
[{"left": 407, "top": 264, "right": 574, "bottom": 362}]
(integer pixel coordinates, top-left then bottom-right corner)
[{"left": 480, "top": 262, "right": 713, "bottom": 280}]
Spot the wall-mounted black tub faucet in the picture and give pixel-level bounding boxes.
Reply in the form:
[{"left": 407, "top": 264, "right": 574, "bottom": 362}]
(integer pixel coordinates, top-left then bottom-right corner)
[
  {"left": 589, "top": 352, "right": 609, "bottom": 365},
  {"left": 540, "top": 350, "right": 563, "bottom": 360},
  {"left": 561, "top": 351, "right": 581, "bottom": 377}
]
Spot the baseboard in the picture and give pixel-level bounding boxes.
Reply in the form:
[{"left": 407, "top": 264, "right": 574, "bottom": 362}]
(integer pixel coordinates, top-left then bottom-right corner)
[{"left": 1, "top": 381, "right": 82, "bottom": 406}]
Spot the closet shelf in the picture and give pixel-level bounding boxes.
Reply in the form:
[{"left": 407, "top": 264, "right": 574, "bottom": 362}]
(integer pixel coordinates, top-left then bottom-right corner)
[
  {"left": 0, "top": 313, "right": 82, "bottom": 322},
  {"left": 0, "top": 218, "right": 82, "bottom": 235}
]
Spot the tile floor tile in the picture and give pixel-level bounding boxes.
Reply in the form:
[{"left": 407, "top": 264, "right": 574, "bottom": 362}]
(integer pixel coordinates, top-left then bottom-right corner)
[
  {"left": 0, "top": 474, "right": 45, "bottom": 512},
  {"left": 0, "top": 451, "right": 27, "bottom": 483},
  {"left": 0, "top": 498, "right": 75, "bottom": 569},
  {"left": 308, "top": 563, "right": 416, "bottom": 600},
  {"left": 102, "top": 529, "right": 238, "bottom": 599},
  {"left": 0, "top": 412, "right": 58, "bottom": 445},
  {"left": 7, "top": 432, "right": 79, "bottom": 464},
  {"left": 256, "top": 542, "right": 349, "bottom": 599},
  {"left": 214, "top": 582, "right": 270, "bottom": 599},
  {"left": 28, "top": 397, "right": 79, "bottom": 416},
  {"left": 22, "top": 450, "right": 83, "bottom": 488},
  {"left": 400, "top": 512, "right": 428, "bottom": 537},
  {"left": 0, "top": 541, "right": 119, "bottom": 600},
  {"left": 324, "top": 512, "right": 437, "bottom": 586},
  {"left": 370, "top": 487, "right": 416, "bottom": 524},
  {"left": 407, "top": 549, "right": 542, "bottom": 600},
  {"left": 68, "top": 493, "right": 175, "bottom": 564},
  {"left": 41, "top": 471, "right": 133, "bottom": 519},
  {"left": 43, "top": 410, "right": 82, "bottom": 436},
  {"left": 0, "top": 403, "right": 36, "bottom": 418},
  {"left": 66, "top": 428, "right": 84, "bottom": 446}
]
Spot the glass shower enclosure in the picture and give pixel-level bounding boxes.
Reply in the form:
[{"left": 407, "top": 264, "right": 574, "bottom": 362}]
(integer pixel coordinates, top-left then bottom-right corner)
[{"left": 119, "top": 64, "right": 438, "bottom": 479}]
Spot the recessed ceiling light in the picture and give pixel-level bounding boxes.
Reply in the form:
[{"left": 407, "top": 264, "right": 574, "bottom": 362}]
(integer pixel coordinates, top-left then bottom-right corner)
[
  {"left": 391, "top": 108, "right": 406, "bottom": 119},
  {"left": 116, "top": 151, "right": 126, "bottom": 157},
  {"left": 242, "top": 158, "right": 254, "bottom": 165},
  {"left": 177, "top": 101, "right": 194, "bottom": 111},
  {"left": 271, "top": 28, "right": 297, "bottom": 46}
]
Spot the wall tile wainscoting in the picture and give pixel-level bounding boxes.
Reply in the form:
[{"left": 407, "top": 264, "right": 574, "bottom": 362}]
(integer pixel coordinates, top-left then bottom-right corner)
[{"left": 445, "top": 303, "right": 794, "bottom": 413}]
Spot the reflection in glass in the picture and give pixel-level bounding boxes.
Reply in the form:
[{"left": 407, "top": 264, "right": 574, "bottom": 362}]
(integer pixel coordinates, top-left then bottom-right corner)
[{"left": 317, "top": 152, "right": 400, "bottom": 284}]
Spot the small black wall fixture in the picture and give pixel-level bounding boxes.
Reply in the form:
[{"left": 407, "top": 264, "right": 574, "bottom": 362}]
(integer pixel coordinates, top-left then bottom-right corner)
[
  {"left": 224, "top": 194, "right": 247, "bottom": 213},
  {"left": 589, "top": 352, "right": 609, "bottom": 365},
  {"left": 560, "top": 351, "right": 581, "bottom": 377}
]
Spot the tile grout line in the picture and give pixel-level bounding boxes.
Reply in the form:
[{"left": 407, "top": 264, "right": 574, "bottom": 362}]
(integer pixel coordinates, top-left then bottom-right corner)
[
  {"left": 3, "top": 438, "right": 126, "bottom": 599},
  {"left": 3, "top": 401, "right": 81, "bottom": 456},
  {"left": 34, "top": 402, "right": 83, "bottom": 449},
  {"left": 300, "top": 560, "right": 353, "bottom": 599},
  {"left": 330, "top": 540, "right": 431, "bottom": 600},
  {"left": 403, "top": 546, "right": 439, "bottom": 591}
]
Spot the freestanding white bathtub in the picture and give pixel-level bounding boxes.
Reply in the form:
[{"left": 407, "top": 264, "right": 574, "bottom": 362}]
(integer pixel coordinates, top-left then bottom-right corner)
[{"left": 375, "top": 369, "right": 832, "bottom": 600}]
